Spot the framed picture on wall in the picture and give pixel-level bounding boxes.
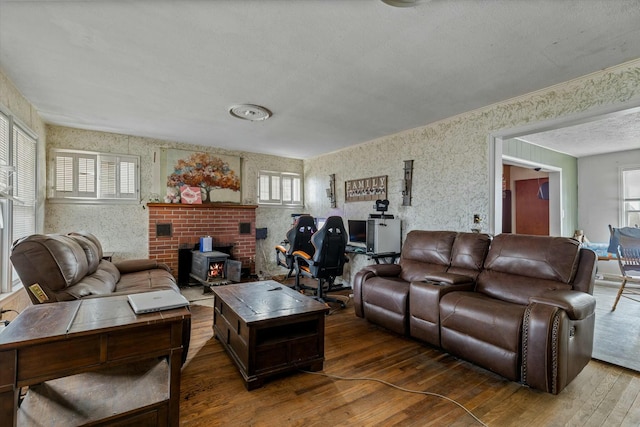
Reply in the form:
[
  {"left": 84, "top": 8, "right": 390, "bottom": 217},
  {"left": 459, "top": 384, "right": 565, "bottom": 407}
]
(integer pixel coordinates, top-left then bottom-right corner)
[
  {"left": 345, "top": 175, "right": 387, "bottom": 202},
  {"left": 161, "top": 149, "right": 242, "bottom": 203}
]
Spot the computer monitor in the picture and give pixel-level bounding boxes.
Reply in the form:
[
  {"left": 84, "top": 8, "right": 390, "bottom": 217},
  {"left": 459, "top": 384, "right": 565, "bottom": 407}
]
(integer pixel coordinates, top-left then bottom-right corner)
[
  {"left": 347, "top": 219, "right": 367, "bottom": 246},
  {"left": 315, "top": 217, "right": 327, "bottom": 230}
]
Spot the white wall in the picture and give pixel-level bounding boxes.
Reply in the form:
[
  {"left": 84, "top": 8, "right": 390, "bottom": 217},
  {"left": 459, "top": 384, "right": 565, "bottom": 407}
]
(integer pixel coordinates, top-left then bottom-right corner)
[
  {"left": 578, "top": 148, "right": 640, "bottom": 276},
  {"left": 578, "top": 149, "right": 640, "bottom": 242}
]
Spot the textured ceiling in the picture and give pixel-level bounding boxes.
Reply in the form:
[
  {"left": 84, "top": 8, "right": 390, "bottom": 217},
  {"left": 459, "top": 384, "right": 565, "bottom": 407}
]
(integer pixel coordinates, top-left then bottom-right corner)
[
  {"left": 1, "top": 0, "right": 640, "bottom": 159},
  {"left": 521, "top": 109, "right": 640, "bottom": 158}
]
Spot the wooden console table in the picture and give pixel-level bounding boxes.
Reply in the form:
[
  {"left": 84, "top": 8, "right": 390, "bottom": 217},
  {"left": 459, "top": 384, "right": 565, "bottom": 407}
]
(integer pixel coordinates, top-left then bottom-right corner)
[
  {"left": 0, "top": 295, "right": 190, "bottom": 426},
  {"left": 212, "top": 280, "right": 329, "bottom": 390}
]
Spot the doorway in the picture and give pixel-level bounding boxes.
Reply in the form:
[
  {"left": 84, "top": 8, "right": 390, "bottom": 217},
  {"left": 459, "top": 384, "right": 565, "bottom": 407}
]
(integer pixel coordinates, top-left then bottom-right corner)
[
  {"left": 489, "top": 101, "right": 640, "bottom": 373},
  {"left": 501, "top": 157, "right": 561, "bottom": 236}
]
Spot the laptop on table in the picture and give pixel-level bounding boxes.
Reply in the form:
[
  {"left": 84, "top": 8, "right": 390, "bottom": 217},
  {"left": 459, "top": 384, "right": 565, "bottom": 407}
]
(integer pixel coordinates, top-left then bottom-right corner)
[{"left": 127, "top": 290, "right": 189, "bottom": 314}]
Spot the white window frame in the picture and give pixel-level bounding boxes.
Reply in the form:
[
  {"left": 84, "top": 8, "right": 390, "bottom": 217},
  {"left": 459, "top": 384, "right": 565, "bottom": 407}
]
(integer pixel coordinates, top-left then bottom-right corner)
[
  {"left": 620, "top": 165, "right": 640, "bottom": 228},
  {"left": 257, "top": 171, "right": 303, "bottom": 206},
  {"left": 0, "top": 106, "right": 38, "bottom": 294},
  {"left": 49, "top": 149, "right": 140, "bottom": 203}
]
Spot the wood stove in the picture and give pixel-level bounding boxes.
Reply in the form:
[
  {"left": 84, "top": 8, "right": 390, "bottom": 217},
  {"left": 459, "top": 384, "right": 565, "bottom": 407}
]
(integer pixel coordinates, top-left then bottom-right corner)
[{"left": 190, "top": 250, "right": 230, "bottom": 285}]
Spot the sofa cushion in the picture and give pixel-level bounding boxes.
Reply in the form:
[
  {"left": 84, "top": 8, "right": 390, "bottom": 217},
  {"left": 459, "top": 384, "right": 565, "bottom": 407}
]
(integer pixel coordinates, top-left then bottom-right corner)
[
  {"left": 65, "top": 268, "right": 118, "bottom": 298},
  {"left": 400, "top": 259, "right": 449, "bottom": 282},
  {"left": 399, "top": 231, "right": 456, "bottom": 282},
  {"left": 115, "top": 269, "right": 179, "bottom": 294},
  {"left": 447, "top": 232, "right": 491, "bottom": 276},
  {"left": 476, "top": 234, "right": 579, "bottom": 305},
  {"left": 362, "top": 276, "right": 410, "bottom": 335},
  {"left": 477, "top": 271, "right": 573, "bottom": 305},
  {"left": 99, "top": 260, "right": 122, "bottom": 283},
  {"left": 69, "top": 231, "right": 104, "bottom": 260},
  {"left": 10, "top": 234, "right": 89, "bottom": 292},
  {"left": 440, "top": 291, "right": 525, "bottom": 381},
  {"left": 68, "top": 234, "right": 101, "bottom": 275},
  {"left": 483, "top": 234, "right": 579, "bottom": 282}
]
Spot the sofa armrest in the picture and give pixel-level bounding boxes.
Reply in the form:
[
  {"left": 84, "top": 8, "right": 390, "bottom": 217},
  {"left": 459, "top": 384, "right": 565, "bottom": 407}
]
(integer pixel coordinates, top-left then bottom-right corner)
[
  {"left": 352, "top": 264, "right": 402, "bottom": 318},
  {"left": 529, "top": 290, "right": 595, "bottom": 320},
  {"left": 360, "top": 263, "right": 402, "bottom": 277},
  {"left": 114, "top": 259, "right": 171, "bottom": 274},
  {"left": 523, "top": 295, "right": 596, "bottom": 394}
]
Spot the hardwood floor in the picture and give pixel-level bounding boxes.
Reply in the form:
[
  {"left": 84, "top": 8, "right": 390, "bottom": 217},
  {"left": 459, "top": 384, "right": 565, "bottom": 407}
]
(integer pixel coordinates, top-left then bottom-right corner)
[{"left": 180, "top": 302, "right": 640, "bottom": 426}]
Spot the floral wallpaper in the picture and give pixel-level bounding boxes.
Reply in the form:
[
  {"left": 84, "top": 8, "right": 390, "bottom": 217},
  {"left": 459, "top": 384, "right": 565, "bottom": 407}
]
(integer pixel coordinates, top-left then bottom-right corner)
[
  {"left": 42, "top": 59, "right": 640, "bottom": 281},
  {"left": 303, "top": 60, "right": 640, "bottom": 281},
  {"left": 45, "top": 126, "right": 304, "bottom": 266}
]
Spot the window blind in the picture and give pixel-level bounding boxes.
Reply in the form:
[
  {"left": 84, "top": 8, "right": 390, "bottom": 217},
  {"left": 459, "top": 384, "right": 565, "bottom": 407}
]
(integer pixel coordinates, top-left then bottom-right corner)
[{"left": 51, "top": 149, "right": 139, "bottom": 202}]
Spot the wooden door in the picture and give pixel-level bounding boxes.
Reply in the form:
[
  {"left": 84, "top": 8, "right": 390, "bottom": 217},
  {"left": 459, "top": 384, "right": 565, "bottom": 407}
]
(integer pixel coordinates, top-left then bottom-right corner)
[{"left": 515, "top": 178, "right": 549, "bottom": 235}]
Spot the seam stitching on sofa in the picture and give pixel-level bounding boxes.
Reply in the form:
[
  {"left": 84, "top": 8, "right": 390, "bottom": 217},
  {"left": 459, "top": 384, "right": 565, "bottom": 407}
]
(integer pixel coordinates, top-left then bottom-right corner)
[
  {"left": 551, "top": 312, "right": 560, "bottom": 394},
  {"left": 521, "top": 304, "right": 532, "bottom": 383}
]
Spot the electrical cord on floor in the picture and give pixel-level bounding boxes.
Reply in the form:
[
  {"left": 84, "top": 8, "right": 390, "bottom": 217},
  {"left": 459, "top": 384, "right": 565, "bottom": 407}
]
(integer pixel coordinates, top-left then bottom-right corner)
[
  {"left": 1, "top": 309, "right": 20, "bottom": 316},
  {"left": 1, "top": 309, "right": 20, "bottom": 328},
  {"left": 299, "top": 369, "right": 489, "bottom": 427}
]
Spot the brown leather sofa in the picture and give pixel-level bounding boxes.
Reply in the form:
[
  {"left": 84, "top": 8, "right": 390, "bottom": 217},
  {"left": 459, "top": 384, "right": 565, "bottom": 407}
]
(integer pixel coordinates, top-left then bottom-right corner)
[
  {"left": 353, "top": 230, "right": 597, "bottom": 394},
  {"left": 11, "top": 231, "right": 180, "bottom": 304},
  {"left": 11, "top": 231, "right": 191, "bottom": 363}
]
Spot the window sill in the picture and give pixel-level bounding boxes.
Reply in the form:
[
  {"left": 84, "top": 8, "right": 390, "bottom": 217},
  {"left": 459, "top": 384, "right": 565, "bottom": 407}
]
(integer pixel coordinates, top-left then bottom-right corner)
[
  {"left": 0, "top": 283, "right": 24, "bottom": 304},
  {"left": 47, "top": 198, "right": 140, "bottom": 205}
]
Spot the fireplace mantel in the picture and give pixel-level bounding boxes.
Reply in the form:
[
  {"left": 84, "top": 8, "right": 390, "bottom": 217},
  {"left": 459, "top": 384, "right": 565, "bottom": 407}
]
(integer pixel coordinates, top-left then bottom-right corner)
[{"left": 147, "top": 203, "right": 258, "bottom": 210}]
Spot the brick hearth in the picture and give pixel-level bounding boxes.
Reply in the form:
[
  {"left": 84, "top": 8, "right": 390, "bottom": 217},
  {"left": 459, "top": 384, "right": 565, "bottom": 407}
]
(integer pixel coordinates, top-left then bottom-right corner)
[{"left": 147, "top": 203, "right": 257, "bottom": 280}]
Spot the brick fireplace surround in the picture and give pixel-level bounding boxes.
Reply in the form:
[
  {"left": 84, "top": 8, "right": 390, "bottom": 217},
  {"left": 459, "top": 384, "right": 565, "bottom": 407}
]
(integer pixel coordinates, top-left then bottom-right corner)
[{"left": 147, "top": 203, "right": 257, "bottom": 281}]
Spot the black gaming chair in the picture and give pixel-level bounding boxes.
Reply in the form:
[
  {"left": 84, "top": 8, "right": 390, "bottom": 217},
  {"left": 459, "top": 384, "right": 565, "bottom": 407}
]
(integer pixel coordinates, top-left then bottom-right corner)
[
  {"left": 293, "top": 216, "right": 349, "bottom": 308},
  {"left": 275, "top": 215, "right": 317, "bottom": 279}
]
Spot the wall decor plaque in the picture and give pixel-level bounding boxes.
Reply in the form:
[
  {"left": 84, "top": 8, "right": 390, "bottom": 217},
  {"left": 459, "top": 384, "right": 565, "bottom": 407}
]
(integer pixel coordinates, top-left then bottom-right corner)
[{"left": 345, "top": 175, "right": 387, "bottom": 202}]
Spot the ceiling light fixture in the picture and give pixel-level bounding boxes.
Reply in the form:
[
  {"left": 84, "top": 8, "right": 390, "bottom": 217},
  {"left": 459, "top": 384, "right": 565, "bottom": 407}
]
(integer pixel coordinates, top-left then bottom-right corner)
[
  {"left": 381, "top": 0, "right": 420, "bottom": 7},
  {"left": 228, "top": 104, "right": 272, "bottom": 121}
]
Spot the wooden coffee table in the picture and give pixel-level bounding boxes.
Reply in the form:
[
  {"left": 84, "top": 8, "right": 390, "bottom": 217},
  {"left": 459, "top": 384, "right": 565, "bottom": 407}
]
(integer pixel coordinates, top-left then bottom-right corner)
[{"left": 211, "top": 280, "right": 329, "bottom": 390}]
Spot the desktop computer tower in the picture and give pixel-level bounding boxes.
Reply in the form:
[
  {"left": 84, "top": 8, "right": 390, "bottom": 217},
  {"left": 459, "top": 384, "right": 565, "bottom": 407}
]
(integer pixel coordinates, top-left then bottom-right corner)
[{"left": 366, "top": 218, "right": 401, "bottom": 254}]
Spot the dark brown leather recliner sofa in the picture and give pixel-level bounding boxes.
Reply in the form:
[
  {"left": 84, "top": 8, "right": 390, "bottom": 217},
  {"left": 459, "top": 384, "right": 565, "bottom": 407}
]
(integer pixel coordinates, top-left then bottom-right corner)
[
  {"left": 11, "top": 231, "right": 180, "bottom": 303},
  {"left": 10, "top": 231, "right": 191, "bottom": 360},
  {"left": 352, "top": 230, "right": 597, "bottom": 394}
]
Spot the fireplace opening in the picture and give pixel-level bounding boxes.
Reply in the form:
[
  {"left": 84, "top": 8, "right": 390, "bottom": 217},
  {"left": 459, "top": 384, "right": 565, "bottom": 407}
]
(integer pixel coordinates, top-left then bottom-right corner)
[
  {"left": 190, "top": 250, "right": 230, "bottom": 286},
  {"left": 208, "top": 260, "right": 225, "bottom": 280}
]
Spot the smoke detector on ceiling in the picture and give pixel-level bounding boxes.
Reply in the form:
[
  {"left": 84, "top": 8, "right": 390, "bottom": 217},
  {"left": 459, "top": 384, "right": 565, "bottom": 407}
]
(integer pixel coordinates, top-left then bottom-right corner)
[{"left": 228, "top": 104, "right": 272, "bottom": 121}]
